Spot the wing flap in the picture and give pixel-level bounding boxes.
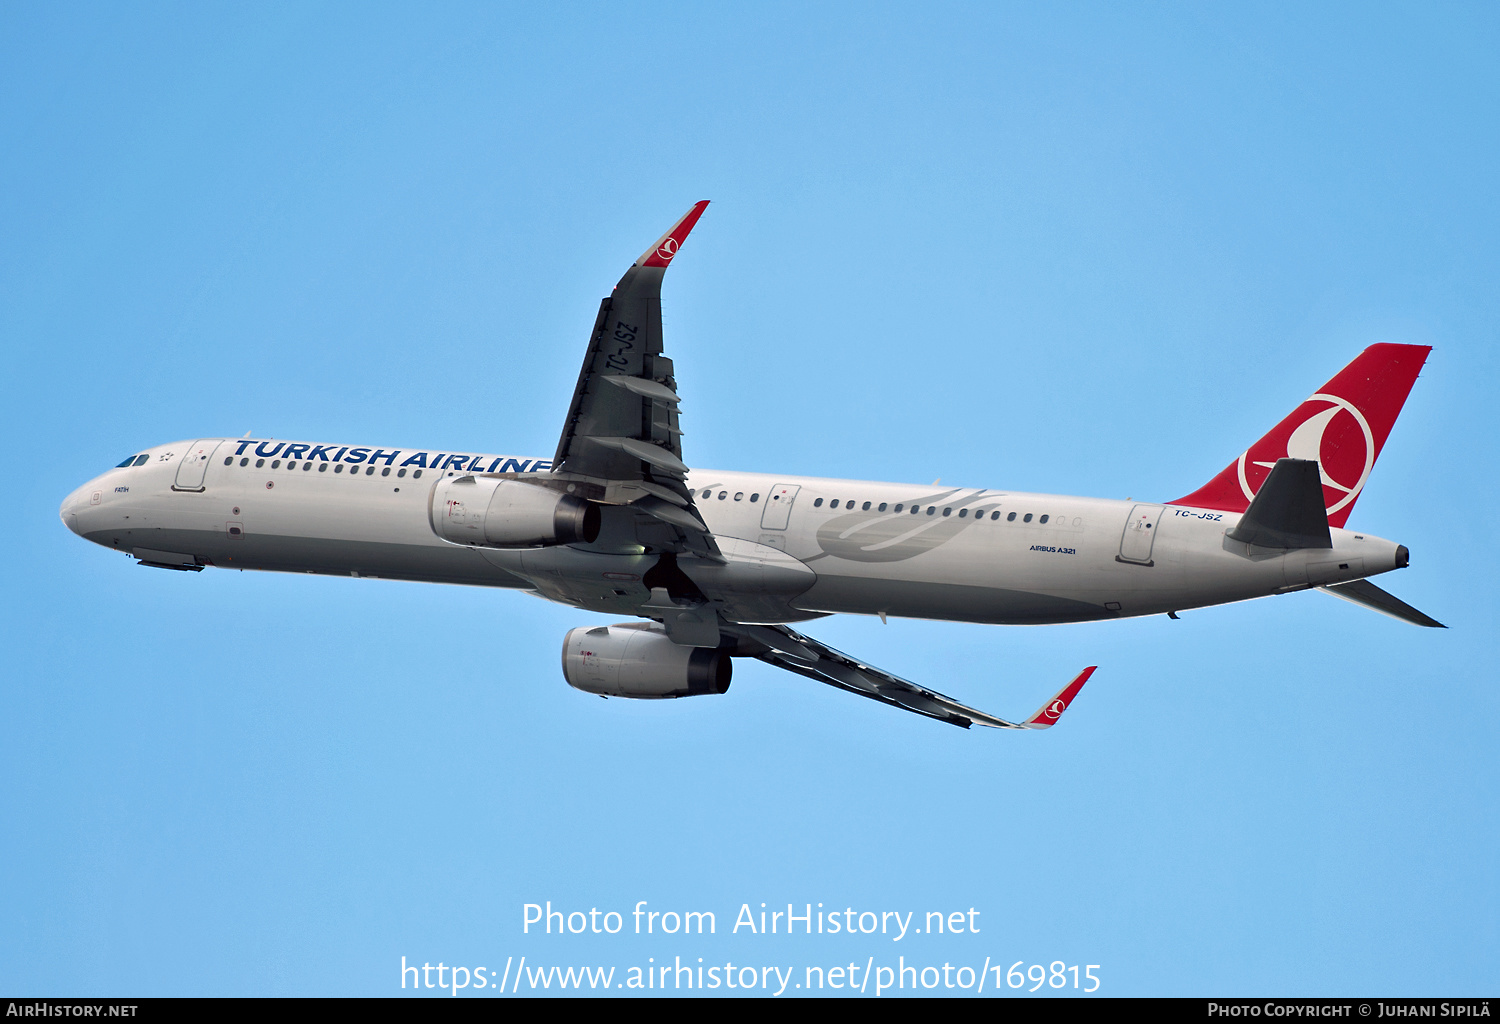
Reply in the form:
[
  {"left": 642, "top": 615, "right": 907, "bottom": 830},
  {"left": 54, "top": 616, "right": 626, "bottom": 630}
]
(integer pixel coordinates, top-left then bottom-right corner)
[
  {"left": 630, "top": 495, "right": 708, "bottom": 533},
  {"left": 586, "top": 435, "right": 690, "bottom": 475},
  {"left": 603, "top": 375, "right": 682, "bottom": 404}
]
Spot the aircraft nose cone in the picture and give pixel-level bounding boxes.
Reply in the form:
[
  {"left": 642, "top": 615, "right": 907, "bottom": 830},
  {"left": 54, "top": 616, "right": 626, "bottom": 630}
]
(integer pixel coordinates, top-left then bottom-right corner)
[{"left": 60, "top": 487, "right": 87, "bottom": 536}]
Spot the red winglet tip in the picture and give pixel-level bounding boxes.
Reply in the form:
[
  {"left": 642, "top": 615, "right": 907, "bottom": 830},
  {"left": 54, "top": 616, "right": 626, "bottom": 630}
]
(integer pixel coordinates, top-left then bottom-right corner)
[
  {"left": 638, "top": 200, "right": 711, "bottom": 268},
  {"left": 1025, "top": 666, "right": 1096, "bottom": 728}
]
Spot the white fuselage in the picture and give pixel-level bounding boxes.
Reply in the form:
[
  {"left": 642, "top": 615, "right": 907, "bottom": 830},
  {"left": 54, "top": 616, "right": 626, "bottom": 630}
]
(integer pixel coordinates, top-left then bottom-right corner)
[{"left": 61, "top": 438, "right": 1405, "bottom": 626}]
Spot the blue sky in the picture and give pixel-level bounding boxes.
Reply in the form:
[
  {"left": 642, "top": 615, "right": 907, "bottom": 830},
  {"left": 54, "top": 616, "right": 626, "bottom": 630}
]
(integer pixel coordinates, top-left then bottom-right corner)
[{"left": 3, "top": 1, "right": 1496, "bottom": 997}]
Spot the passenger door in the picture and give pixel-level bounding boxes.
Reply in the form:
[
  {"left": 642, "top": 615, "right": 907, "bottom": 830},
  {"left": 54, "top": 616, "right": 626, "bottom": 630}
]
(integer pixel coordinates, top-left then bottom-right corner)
[
  {"left": 759, "top": 484, "right": 800, "bottom": 530},
  {"left": 173, "top": 440, "right": 224, "bottom": 492},
  {"left": 1117, "top": 504, "right": 1164, "bottom": 565}
]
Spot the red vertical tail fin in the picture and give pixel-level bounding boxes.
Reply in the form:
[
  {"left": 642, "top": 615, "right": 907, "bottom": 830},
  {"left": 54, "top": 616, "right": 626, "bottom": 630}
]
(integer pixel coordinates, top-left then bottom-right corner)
[{"left": 1171, "top": 344, "right": 1430, "bottom": 528}]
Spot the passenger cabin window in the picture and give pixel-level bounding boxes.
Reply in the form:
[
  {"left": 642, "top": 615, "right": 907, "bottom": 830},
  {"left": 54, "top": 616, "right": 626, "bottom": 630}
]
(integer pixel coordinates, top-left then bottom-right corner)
[
  {"left": 1007, "top": 512, "right": 1017, "bottom": 521},
  {"left": 335, "top": 464, "right": 344, "bottom": 473},
  {"left": 256, "top": 459, "right": 265, "bottom": 468},
  {"left": 223, "top": 457, "right": 233, "bottom": 466},
  {"left": 1039, "top": 514, "right": 1049, "bottom": 524},
  {"left": 318, "top": 464, "right": 327, "bottom": 472},
  {"left": 813, "top": 498, "right": 824, "bottom": 507},
  {"left": 893, "top": 504, "right": 903, "bottom": 512},
  {"left": 1023, "top": 513, "right": 1033, "bottom": 522},
  {"left": 733, "top": 492, "right": 743, "bottom": 501},
  {"left": 750, "top": 493, "right": 759, "bottom": 502},
  {"left": 878, "top": 503, "right": 887, "bottom": 512},
  {"left": 240, "top": 458, "right": 249, "bottom": 466}
]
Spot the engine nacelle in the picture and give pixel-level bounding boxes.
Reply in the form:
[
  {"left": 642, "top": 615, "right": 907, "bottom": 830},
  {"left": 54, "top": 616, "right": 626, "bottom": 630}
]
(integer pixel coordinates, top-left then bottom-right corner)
[
  {"left": 562, "top": 623, "right": 732, "bottom": 699},
  {"left": 430, "top": 476, "right": 600, "bottom": 547}
]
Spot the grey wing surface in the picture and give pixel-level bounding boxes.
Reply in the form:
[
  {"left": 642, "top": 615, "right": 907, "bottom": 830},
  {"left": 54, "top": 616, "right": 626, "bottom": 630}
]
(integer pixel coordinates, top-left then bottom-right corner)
[
  {"left": 550, "top": 200, "right": 718, "bottom": 559},
  {"left": 725, "top": 623, "right": 1096, "bottom": 730}
]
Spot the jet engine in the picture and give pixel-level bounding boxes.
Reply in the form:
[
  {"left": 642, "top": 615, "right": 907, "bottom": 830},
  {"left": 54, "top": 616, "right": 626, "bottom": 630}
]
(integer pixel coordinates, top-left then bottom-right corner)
[
  {"left": 430, "top": 476, "right": 600, "bottom": 547},
  {"left": 562, "top": 623, "right": 731, "bottom": 699}
]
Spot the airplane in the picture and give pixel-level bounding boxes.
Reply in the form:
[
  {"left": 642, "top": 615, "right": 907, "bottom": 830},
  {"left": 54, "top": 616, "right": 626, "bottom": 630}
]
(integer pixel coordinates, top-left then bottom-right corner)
[{"left": 59, "top": 201, "right": 1443, "bottom": 730}]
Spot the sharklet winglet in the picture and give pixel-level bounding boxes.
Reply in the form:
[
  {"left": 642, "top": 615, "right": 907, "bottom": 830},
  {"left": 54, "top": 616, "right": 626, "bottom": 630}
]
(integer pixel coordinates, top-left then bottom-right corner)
[
  {"left": 636, "top": 200, "right": 710, "bottom": 269},
  {"left": 1023, "top": 666, "right": 1097, "bottom": 730}
]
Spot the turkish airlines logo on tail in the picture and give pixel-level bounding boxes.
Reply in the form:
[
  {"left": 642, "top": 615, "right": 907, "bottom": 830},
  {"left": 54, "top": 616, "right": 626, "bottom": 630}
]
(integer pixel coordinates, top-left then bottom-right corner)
[
  {"left": 1170, "top": 344, "right": 1429, "bottom": 528},
  {"left": 1236, "top": 393, "right": 1375, "bottom": 517},
  {"left": 655, "top": 237, "right": 679, "bottom": 262}
]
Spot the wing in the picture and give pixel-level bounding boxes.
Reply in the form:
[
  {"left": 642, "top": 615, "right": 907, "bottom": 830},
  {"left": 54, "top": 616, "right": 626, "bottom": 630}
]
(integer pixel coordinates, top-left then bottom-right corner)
[
  {"left": 726, "top": 622, "right": 1096, "bottom": 730},
  {"left": 549, "top": 201, "right": 718, "bottom": 557}
]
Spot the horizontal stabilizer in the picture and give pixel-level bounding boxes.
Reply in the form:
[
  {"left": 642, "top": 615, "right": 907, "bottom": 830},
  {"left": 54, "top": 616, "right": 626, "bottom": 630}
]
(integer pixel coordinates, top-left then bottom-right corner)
[
  {"left": 1319, "top": 579, "right": 1446, "bottom": 628},
  {"left": 1225, "top": 458, "right": 1332, "bottom": 549}
]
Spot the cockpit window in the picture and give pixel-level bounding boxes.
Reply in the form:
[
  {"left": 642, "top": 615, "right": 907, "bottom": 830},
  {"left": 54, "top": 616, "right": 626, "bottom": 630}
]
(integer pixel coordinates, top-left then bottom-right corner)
[
  {"left": 134, "top": 454, "right": 149, "bottom": 466},
  {"left": 117, "top": 454, "right": 148, "bottom": 468}
]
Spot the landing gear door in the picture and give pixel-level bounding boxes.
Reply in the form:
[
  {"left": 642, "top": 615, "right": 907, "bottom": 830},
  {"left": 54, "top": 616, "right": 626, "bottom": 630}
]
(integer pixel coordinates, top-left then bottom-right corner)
[
  {"left": 173, "top": 440, "right": 224, "bottom": 492},
  {"left": 1117, "top": 504, "right": 1164, "bottom": 565},
  {"left": 760, "top": 484, "right": 800, "bottom": 530}
]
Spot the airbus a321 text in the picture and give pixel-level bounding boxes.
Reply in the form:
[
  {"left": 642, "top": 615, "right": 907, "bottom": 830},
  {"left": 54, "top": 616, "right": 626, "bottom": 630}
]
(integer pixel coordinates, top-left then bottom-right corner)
[{"left": 61, "top": 202, "right": 1442, "bottom": 729}]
